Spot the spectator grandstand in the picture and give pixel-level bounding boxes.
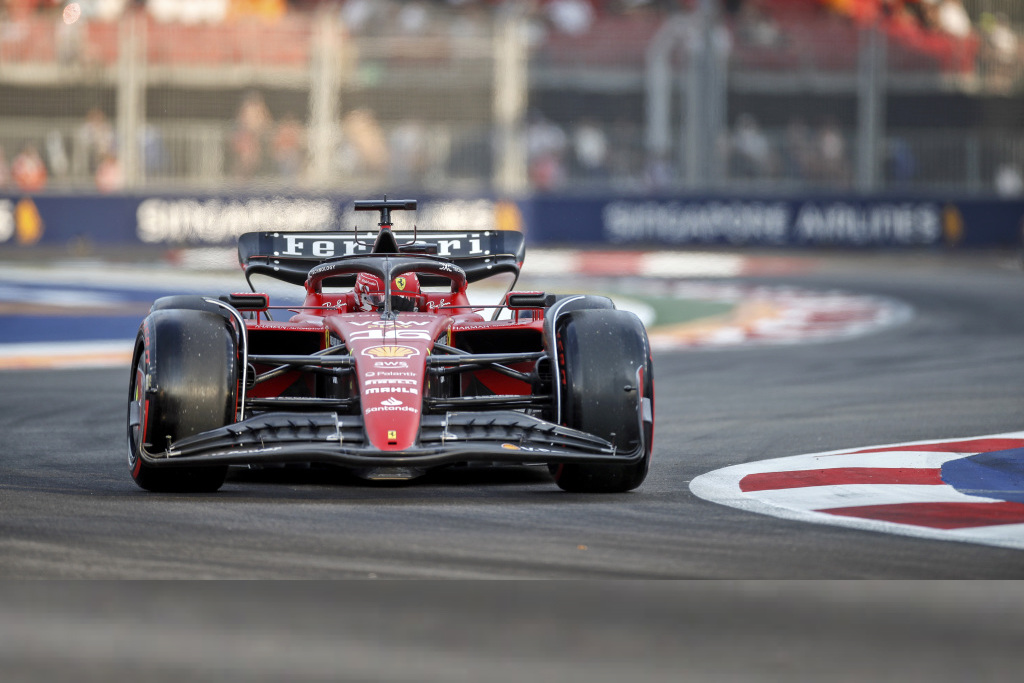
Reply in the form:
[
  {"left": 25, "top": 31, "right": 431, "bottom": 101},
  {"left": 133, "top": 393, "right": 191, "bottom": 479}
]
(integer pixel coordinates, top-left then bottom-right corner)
[{"left": 0, "top": 0, "right": 1020, "bottom": 195}]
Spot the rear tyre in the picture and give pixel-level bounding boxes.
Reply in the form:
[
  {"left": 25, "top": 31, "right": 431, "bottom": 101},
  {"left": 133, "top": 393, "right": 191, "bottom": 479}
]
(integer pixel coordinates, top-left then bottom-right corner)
[
  {"left": 551, "top": 309, "right": 654, "bottom": 493},
  {"left": 127, "top": 309, "right": 236, "bottom": 492}
]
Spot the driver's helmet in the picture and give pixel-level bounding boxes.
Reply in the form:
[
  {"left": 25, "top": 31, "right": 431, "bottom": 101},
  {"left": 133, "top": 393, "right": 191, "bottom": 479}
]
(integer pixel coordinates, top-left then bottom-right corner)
[{"left": 354, "top": 272, "right": 423, "bottom": 312}]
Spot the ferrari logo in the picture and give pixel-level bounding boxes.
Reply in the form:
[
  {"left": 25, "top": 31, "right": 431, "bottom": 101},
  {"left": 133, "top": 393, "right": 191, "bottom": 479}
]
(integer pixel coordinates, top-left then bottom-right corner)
[
  {"left": 387, "top": 430, "right": 398, "bottom": 440},
  {"left": 395, "top": 276, "right": 407, "bottom": 291},
  {"left": 363, "top": 345, "right": 418, "bottom": 358}
]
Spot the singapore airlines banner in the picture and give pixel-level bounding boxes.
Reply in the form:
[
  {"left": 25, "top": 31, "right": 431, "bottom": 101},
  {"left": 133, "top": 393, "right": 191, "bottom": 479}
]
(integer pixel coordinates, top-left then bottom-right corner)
[
  {"left": 601, "top": 199, "right": 942, "bottom": 246},
  {"left": 526, "top": 196, "right": 1024, "bottom": 248},
  {"left": 0, "top": 193, "right": 1021, "bottom": 249}
]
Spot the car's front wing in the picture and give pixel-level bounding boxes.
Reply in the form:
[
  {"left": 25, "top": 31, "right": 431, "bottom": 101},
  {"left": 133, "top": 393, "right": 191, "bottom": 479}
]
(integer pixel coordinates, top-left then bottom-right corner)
[{"left": 135, "top": 410, "right": 647, "bottom": 469}]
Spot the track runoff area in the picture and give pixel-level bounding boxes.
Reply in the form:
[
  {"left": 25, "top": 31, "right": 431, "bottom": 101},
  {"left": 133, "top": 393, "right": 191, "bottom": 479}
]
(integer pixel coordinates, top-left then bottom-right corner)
[{"left": 2, "top": 248, "right": 1023, "bottom": 552}]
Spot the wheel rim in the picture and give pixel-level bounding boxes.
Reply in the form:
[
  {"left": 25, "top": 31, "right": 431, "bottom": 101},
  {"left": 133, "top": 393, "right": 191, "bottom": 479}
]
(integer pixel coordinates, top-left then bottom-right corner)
[{"left": 127, "top": 348, "right": 147, "bottom": 474}]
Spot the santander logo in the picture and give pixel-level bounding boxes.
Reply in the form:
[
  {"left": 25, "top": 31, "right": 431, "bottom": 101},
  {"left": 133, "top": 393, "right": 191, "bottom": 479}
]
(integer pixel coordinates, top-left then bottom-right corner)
[{"left": 364, "top": 394, "right": 417, "bottom": 414}]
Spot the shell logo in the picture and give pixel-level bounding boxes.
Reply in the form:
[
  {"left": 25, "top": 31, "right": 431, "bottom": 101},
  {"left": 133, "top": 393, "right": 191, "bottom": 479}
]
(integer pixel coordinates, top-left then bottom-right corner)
[{"left": 363, "top": 345, "right": 418, "bottom": 358}]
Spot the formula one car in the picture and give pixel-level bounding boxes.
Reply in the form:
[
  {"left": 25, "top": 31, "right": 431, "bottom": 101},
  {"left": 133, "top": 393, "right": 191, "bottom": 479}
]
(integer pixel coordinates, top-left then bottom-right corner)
[{"left": 127, "top": 199, "right": 654, "bottom": 493}]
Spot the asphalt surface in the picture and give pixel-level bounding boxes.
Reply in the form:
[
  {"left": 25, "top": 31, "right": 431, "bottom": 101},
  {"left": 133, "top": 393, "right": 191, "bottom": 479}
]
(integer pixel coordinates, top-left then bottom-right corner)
[
  {"left": 4, "top": 582, "right": 1024, "bottom": 682},
  {"left": 4, "top": 251, "right": 1024, "bottom": 680},
  {"left": 2, "top": 251, "right": 1024, "bottom": 579}
]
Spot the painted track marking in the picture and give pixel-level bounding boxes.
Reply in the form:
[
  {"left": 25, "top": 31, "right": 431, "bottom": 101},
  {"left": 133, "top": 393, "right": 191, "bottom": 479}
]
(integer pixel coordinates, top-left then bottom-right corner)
[
  {"left": 0, "top": 340, "right": 133, "bottom": 370},
  {"left": 690, "top": 432, "right": 1024, "bottom": 551}
]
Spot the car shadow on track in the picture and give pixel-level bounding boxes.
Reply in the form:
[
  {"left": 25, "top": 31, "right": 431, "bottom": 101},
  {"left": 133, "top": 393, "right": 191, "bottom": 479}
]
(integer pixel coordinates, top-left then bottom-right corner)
[{"left": 192, "top": 462, "right": 607, "bottom": 502}]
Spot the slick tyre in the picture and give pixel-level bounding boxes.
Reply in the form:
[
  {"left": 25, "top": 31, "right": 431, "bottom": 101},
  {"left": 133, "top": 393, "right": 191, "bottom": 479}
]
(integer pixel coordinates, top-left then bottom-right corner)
[
  {"left": 127, "top": 309, "right": 236, "bottom": 492},
  {"left": 551, "top": 309, "right": 654, "bottom": 493}
]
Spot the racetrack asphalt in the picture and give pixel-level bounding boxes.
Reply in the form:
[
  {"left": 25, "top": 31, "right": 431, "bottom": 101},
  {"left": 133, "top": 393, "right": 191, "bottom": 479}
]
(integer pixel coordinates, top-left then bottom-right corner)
[
  {"left": 1, "top": 248, "right": 1023, "bottom": 580},
  {"left": 4, "top": 249, "right": 1024, "bottom": 679},
  {"left": 4, "top": 582, "right": 1024, "bottom": 682}
]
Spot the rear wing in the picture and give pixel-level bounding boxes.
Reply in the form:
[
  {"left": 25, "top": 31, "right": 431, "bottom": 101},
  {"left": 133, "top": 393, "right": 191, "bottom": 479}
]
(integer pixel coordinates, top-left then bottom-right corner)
[{"left": 238, "top": 230, "right": 525, "bottom": 287}]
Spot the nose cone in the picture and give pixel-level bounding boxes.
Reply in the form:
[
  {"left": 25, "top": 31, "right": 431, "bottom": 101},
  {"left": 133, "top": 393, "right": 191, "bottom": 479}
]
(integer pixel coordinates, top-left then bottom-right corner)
[
  {"left": 330, "top": 313, "right": 449, "bottom": 452},
  {"left": 359, "top": 353, "right": 424, "bottom": 451}
]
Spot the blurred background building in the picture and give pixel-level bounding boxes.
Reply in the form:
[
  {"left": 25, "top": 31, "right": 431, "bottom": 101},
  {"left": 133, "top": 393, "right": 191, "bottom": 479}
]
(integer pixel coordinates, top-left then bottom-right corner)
[{"left": 0, "top": 0, "right": 1021, "bottom": 197}]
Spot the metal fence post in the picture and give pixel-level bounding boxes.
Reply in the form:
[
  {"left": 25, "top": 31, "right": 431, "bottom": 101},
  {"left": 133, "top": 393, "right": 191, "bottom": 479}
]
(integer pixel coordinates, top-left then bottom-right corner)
[
  {"left": 684, "top": 5, "right": 707, "bottom": 189},
  {"left": 644, "top": 15, "right": 689, "bottom": 189},
  {"left": 684, "top": 0, "right": 726, "bottom": 190},
  {"left": 117, "top": 11, "right": 146, "bottom": 189},
  {"left": 856, "top": 25, "right": 886, "bottom": 192},
  {"left": 308, "top": 10, "right": 340, "bottom": 188},
  {"left": 493, "top": 10, "right": 528, "bottom": 196}
]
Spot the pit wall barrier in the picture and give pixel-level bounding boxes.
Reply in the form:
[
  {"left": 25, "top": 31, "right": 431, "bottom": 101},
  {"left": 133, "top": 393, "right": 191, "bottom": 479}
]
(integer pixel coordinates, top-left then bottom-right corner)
[{"left": 1, "top": 193, "right": 1022, "bottom": 251}]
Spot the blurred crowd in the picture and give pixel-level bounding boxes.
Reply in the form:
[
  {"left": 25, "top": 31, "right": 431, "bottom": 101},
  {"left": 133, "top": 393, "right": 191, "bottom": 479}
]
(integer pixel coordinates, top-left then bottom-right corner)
[
  {"left": 725, "top": 113, "right": 853, "bottom": 188},
  {"left": 3, "top": 0, "right": 290, "bottom": 24},
  {"left": 0, "top": 0, "right": 1014, "bottom": 41},
  {"left": 0, "top": 104, "right": 170, "bottom": 193},
  {"left": 4, "top": 0, "right": 1013, "bottom": 97},
  {"left": 3, "top": 0, "right": 1017, "bottom": 86},
  {"left": 0, "top": 0, "right": 1020, "bottom": 194}
]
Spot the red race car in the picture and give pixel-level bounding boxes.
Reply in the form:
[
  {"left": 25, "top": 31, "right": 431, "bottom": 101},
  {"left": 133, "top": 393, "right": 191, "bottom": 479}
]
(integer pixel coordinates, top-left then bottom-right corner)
[{"left": 127, "top": 199, "right": 654, "bottom": 493}]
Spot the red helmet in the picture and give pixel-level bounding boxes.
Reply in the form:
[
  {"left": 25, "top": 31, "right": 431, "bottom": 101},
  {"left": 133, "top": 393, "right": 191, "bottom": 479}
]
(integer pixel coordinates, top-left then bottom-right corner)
[{"left": 355, "top": 272, "right": 423, "bottom": 312}]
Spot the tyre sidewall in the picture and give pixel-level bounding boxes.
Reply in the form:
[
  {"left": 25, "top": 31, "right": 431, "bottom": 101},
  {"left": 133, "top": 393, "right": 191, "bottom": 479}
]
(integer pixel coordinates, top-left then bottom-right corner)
[
  {"left": 553, "top": 309, "right": 653, "bottom": 492},
  {"left": 127, "top": 309, "right": 236, "bottom": 492}
]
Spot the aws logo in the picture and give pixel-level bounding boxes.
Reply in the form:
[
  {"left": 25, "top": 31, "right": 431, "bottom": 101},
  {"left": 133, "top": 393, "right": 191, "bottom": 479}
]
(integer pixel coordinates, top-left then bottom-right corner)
[{"left": 362, "top": 345, "right": 419, "bottom": 358}]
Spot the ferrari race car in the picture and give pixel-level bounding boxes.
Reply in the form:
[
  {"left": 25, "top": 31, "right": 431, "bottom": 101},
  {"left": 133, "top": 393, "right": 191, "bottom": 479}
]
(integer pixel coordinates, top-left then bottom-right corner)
[{"left": 127, "top": 199, "right": 654, "bottom": 493}]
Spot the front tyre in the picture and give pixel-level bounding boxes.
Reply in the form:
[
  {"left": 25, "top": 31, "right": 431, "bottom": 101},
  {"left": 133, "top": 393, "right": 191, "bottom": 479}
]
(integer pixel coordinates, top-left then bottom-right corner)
[
  {"left": 127, "top": 309, "right": 236, "bottom": 492},
  {"left": 551, "top": 309, "right": 654, "bottom": 493}
]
